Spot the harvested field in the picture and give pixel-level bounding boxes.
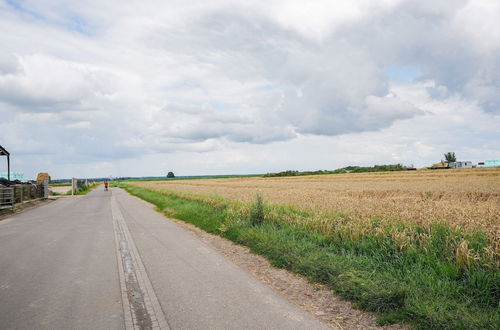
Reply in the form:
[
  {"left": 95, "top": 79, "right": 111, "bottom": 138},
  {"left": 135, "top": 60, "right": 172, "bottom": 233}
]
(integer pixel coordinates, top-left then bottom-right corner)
[{"left": 130, "top": 168, "right": 499, "bottom": 242}]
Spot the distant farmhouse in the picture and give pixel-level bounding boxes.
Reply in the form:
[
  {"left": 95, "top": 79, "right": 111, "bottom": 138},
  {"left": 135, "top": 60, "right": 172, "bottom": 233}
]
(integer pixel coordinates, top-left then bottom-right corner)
[
  {"left": 430, "top": 158, "right": 500, "bottom": 170},
  {"left": 477, "top": 159, "right": 500, "bottom": 168},
  {"left": 449, "top": 161, "right": 472, "bottom": 169}
]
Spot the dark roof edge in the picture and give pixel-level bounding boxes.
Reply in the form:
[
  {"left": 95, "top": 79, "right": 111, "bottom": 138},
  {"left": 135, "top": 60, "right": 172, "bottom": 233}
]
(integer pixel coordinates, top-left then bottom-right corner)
[{"left": 0, "top": 145, "right": 10, "bottom": 156}]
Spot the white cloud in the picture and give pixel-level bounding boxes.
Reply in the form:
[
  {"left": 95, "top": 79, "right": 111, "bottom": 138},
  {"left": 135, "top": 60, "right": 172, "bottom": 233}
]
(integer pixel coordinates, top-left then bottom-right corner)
[
  {"left": 0, "top": 54, "right": 115, "bottom": 109},
  {"left": 0, "top": 0, "right": 499, "bottom": 178}
]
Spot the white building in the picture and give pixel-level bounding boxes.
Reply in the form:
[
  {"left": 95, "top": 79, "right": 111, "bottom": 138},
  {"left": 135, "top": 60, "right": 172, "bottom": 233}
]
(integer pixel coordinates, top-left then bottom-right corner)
[
  {"left": 477, "top": 159, "right": 500, "bottom": 168},
  {"left": 449, "top": 161, "right": 472, "bottom": 169}
]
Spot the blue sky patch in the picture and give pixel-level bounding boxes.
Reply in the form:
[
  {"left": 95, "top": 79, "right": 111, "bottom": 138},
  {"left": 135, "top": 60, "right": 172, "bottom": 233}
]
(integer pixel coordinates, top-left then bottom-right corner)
[
  {"left": 386, "top": 65, "right": 420, "bottom": 84},
  {"left": 5, "top": 0, "right": 44, "bottom": 20},
  {"left": 210, "top": 102, "right": 233, "bottom": 110},
  {"left": 5, "top": 0, "right": 89, "bottom": 35}
]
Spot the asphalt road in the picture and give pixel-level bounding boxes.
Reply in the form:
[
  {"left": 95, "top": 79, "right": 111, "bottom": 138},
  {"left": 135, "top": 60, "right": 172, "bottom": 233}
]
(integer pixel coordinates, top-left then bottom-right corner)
[{"left": 0, "top": 187, "right": 328, "bottom": 330}]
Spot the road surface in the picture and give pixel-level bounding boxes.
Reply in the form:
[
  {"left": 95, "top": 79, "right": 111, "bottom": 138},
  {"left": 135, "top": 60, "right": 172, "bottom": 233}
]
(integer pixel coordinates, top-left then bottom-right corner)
[{"left": 0, "top": 187, "right": 328, "bottom": 330}]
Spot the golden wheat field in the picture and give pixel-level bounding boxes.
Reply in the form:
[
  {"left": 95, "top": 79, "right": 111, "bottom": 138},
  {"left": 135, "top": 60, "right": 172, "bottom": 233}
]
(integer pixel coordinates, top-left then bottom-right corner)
[{"left": 131, "top": 168, "right": 499, "bottom": 246}]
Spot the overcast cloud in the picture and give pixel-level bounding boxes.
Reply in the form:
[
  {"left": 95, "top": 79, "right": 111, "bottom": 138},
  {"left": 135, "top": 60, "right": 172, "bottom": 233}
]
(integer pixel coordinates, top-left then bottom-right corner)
[{"left": 0, "top": 0, "right": 499, "bottom": 179}]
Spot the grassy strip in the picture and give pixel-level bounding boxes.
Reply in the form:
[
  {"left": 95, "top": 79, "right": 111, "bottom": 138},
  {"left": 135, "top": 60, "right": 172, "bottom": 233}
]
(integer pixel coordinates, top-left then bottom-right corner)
[
  {"left": 76, "top": 183, "right": 99, "bottom": 195},
  {"left": 117, "top": 183, "right": 499, "bottom": 329}
]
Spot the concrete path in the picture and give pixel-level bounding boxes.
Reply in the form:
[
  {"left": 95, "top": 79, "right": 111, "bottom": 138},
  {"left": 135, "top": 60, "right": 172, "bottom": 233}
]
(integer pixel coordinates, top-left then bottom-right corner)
[{"left": 0, "top": 187, "right": 328, "bottom": 330}]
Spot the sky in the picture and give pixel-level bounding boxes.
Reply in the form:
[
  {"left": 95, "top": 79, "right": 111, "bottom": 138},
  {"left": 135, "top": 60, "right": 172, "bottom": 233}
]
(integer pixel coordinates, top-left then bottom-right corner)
[{"left": 0, "top": 0, "right": 499, "bottom": 179}]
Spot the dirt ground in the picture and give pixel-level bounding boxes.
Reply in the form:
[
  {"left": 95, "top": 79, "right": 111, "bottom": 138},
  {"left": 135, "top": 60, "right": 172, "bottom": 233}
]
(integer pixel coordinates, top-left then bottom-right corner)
[{"left": 49, "top": 186, "right": 71, "bottom": 195}]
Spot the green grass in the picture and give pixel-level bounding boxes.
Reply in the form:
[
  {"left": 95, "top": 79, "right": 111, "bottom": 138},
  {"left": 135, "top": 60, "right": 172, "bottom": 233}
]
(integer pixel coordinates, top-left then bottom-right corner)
[
  {"left": 117, "top": 183, "right": 500, "bottom": 329},
  {"left": 76, "top": 183, "right": 99, "bottom": 195}
]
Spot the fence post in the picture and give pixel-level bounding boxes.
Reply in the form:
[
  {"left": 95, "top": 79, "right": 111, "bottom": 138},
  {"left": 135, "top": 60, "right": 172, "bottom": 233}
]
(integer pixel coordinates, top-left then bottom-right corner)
[
  {"left": 71, "top": 178, "right": 76, "bottom": 195},
  {"left": 43, "top": 178, "right": 49, "bottom": 198}
]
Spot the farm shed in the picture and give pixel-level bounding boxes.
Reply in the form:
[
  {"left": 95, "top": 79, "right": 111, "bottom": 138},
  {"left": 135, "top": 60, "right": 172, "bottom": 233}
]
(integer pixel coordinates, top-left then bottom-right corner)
[
  {"left": 449, "top": 161, "right": 472, "bottom": 169},
  {"left": 477, "top": 159, "right": 500, "bottom": 168}
]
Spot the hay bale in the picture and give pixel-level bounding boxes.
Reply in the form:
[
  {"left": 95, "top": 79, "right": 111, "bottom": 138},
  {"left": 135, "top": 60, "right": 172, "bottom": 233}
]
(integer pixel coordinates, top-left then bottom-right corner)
[{"left": 36, "top": 172, "right": 50, "bottom": 185}]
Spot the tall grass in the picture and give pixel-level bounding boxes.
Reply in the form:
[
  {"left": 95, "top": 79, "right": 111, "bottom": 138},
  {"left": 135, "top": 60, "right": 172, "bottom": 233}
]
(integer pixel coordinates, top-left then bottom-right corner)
[
  {"left": 118, "top": 183, "right": 499, "bottom": 329},
  {"left": 249, "top": 193, "right": 265, "bottom": 226}
]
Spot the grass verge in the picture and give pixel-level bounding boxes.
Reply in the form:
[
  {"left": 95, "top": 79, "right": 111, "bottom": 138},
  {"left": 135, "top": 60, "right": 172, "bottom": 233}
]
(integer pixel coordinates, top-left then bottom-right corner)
[
  {"left": 116, "top": 183, "right": 499, "bottom": 329},
  {"left": 76, "top": 183, "right": 99, "bottom": 195}
]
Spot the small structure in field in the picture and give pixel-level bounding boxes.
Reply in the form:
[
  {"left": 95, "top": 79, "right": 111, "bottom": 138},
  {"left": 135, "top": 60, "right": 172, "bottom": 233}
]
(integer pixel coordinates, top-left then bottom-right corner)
[
  {"left": 429, "top": 161, "right": 450, "bottom": 169},
  {"left": 449, "top": 161, "right": 472, "bottom": 169},
  {"left": 477, "top": 159, "right": 500, "bottom": 168}
]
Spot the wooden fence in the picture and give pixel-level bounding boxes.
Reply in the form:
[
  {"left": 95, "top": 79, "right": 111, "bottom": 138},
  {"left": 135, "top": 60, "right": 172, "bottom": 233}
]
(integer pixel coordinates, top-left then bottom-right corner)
[{"left": 0, "top": 183, "right": 45, "bottom": 209}]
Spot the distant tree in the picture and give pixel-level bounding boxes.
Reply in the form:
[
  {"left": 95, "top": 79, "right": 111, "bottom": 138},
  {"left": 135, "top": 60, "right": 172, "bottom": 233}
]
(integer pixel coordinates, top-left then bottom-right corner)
[
  {"left": 167, "top": 171, "right": 175, "bottom": 178},
  {"left": 444, "top": 152, "right": 457, "bottom": 163}
]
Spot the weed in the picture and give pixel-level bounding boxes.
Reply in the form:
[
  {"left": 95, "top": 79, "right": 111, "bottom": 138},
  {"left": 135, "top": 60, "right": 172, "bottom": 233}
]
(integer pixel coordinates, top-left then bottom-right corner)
[{"left": 249, "top": 193, "right": 265, "bottom": 226}]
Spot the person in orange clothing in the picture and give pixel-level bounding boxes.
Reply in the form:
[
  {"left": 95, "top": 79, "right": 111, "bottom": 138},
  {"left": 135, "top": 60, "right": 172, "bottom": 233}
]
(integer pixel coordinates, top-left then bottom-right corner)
[{"left": 104, "top": 180, "right": 109, "bottom": 191}]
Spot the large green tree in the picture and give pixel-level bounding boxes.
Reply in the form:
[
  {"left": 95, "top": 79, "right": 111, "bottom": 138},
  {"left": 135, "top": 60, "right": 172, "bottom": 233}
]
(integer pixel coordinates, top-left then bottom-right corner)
[
  {"left": 167, "top": 171, "right": 175, "bottom": 178},
  {"left": 444, "top": 152, "right": 456, "bottom": 163}
]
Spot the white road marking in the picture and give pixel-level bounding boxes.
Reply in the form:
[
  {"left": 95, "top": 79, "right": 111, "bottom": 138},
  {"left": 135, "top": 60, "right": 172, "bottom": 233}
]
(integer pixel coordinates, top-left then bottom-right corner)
[{"left": 111, "top": 192, "right": 170, "bottom": 330}]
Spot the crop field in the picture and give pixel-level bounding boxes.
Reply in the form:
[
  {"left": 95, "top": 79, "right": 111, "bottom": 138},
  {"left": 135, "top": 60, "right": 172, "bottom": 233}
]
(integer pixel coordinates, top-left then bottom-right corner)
[
  {"left": 123, "top": 168, "right": 500, "bottom": 328},
  {"left": 130, "top": 168, "right": 499, "bottom": 244}
]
